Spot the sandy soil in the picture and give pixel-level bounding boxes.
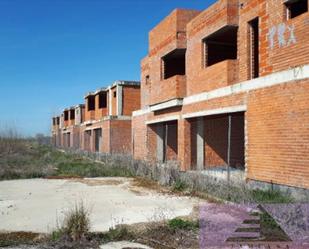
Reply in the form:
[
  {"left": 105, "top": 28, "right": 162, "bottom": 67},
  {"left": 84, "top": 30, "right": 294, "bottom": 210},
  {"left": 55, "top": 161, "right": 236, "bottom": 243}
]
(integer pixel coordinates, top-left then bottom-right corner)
[{"left": 0, "top": 177, "right": 200, "bottom": 233}]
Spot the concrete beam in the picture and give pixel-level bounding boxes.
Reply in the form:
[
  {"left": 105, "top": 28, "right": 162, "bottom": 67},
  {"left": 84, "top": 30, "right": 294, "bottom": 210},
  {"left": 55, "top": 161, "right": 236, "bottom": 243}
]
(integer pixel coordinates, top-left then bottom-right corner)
[
  {"left": 146, "top": 115, "right": 180, "bottom": 125},
  {"left": 150, "top": 98, "right": 183, "bottom": 112},
  {"left": 182, "top": 105, "right": 247, "bottom": 119}
]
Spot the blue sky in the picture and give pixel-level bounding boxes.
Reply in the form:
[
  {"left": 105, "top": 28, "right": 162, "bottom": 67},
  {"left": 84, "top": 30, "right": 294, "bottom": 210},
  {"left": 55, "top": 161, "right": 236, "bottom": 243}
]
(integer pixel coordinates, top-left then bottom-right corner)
[{"left": 0, "top": 0, "right": 214, "bottom": 136}]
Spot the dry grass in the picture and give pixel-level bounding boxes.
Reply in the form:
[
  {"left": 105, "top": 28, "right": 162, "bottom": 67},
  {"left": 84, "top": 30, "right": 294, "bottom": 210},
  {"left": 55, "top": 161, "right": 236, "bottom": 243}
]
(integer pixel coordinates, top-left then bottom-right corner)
[
  {"left": 54, "top": 201, "right": 91, "bottom": 242},
  {"left": 0, "top": 232, "right": 44, "bottom": 247}
]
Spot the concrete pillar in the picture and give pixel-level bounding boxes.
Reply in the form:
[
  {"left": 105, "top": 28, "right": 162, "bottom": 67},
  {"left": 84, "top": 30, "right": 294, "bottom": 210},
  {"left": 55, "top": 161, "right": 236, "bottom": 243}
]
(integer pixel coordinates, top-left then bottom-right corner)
[
  {"left": 75, "top": 107, "right": 81, "bottom": 125},
  {"left": 60, "top": 114, "right": 64, "bottom": 129},
  {"left": 196, "top": 117, "right": 204, "bottom": 171},
  {"left": 108, "top": 88, "right": 112, "bottom": 116},
  {"left": 116, "top": 85, "right": 123, "bottom": 116},
  {"left": 156, "top": 124, "right": 164, "bottom": 162}
]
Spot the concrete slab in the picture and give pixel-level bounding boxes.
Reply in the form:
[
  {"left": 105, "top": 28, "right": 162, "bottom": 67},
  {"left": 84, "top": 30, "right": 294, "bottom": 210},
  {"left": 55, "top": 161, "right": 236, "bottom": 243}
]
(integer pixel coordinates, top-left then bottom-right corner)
[{"left": 0, "top": 177, "right": 199, "bottom": 233}]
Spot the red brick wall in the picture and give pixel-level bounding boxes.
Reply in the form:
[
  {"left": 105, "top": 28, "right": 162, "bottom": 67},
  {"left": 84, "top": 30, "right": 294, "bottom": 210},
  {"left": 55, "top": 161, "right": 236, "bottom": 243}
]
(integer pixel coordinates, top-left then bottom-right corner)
[
  {"left": 147, "top": 9, "right": 200, "bottom": 105},
  {"left": 149, "top": 9, "right": 200, "bottom": 54},
  {"left": 147, "top": 124, "right": 157, "bottom": 162},
  {"left": 84, "top": 97, "right": 95, "bottom": 121},
  {"left": 95, "top": 93, "right": 108, "bottom": 120},
  {"left": 110, "top": 120, "right": 132, "bottom": 154},
  {"left": 238, "top": 0, "right": 309, "bottom": 80},
  {"left": 122, "top": 85, "right": 141, "bottom": 116},
  {"left": 81, "top": 106, "right": 85, "bottom": 123},
  {"left": 141, "top": 57, "right": 151, "bottom": 108},
  {"left": 247, "top": 79, "right": 309, "bottom": 189},
  {"left": 166, "top": 121, "right": 178, "bottom": 161},
  {"left": 101, "top": 121, "right": 110, "bottom": 153},
  {"left": 132, "top": 114, "right": 148, "bottom": 160},
  {"left": 72, "top": 126, "right": 80, "bottom": 149}
]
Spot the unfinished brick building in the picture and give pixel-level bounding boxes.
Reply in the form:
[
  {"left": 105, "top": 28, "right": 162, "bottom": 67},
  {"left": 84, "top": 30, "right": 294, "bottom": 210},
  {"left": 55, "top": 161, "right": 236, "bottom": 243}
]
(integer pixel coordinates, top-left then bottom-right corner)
[
  {"left": 132, "top": 0, "right": 309, "bottom": 191},
  {"left": 51, "top": 104, "right": 85, "bottom": 149},
  {"left": 80, "top": 80, "right": 140, "bottom": 154},
  {"left": 52, "top": 80, "right": 140, "bottom": 155}
]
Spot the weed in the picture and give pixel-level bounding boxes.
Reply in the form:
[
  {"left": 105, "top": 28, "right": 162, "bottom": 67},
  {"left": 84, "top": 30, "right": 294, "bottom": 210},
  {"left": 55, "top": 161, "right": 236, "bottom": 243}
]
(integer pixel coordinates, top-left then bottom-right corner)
[
  {"left": 0, "top": 232, "right": 42, "bottom": 247},
  {"left": 250, "top": 189, "right": 294, "bottom": 203},
  {"left": 168, "top": 218, "right": 199, "bottom": 231},
  {"left": 172, "top": 179, "right": 187, "bottom": 192},
  {"left": 101, "top": 226, "right": 133, "bottom": 243},
  {"left": 53, "top": 201, "right": 90, "bottom": 242}
]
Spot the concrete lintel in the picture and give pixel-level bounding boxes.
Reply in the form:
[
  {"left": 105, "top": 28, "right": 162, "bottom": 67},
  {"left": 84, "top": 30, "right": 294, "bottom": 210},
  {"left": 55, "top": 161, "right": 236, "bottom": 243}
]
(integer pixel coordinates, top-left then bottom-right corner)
[
  {"left": 183, "top": 65, "right": 309, "bottom": 105},
  {"left": 150, "top": 99, "right": 183, "bottom": 112},
  {"left": 146, "top": 115, "right": 180, "bottom": 125},
  {"left": 103, "top": 115, "right": 132, "bottom": 121},
  {"left": 132, "top": 107, "right": 151, "bottom": 117},
  {"left": 182, "top": 105, "right": 247, "bottom": 119}
]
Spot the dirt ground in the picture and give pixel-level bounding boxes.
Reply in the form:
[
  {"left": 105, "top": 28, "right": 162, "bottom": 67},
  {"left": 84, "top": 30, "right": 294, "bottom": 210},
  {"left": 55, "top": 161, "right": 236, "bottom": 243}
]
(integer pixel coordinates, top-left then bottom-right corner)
[{"left": 0, "top": 177, "right": 201, "bottom": 234}]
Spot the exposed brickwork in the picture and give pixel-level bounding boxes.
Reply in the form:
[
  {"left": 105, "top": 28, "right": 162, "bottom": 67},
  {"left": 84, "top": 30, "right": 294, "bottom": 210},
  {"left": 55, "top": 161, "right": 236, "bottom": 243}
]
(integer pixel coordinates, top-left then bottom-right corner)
[
  {"left": 132, "top": 114, "right": 148, "bottom": 160},
  {"left": 52, "top": 0, "right": 309, "bottom": 191},
  {"left": 95, "top": 91, "right": 108, "bottom": 120},
  {"left": 246, "top": 79, "right": 309, "bottom": 189},
  {"left": 132, "top": 0, "right": 309, "bottom": 190},
  {"left": 122, "top": 86, "right": 140, "bottom": 116},
  {"left": 53, "top": 81, "right": 140, "bottom": 156}
]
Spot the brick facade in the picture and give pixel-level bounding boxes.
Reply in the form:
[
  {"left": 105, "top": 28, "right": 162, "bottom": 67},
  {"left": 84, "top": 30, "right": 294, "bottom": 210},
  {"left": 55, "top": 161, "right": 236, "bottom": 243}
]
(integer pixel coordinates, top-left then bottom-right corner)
[
  {"left": 132, "top": 0, "right": 309, "bottom": 190},
  {"left": 53, "top": 81, "right": 140, "bottom": 155},
  {"left": 51, "top": 0, "right": 309, "bottom": 190}
]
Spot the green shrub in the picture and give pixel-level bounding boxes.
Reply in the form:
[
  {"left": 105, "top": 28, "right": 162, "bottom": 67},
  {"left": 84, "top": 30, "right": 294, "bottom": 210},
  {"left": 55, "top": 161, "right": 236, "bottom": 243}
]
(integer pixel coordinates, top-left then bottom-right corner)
[
  {"left": 102, "top": 226, "right": 133, "bottom": 242},
  {"left": 168, "top": 218, "right": 199, "bottom": 231},
  {"left": 250, "top": 189, "right": 294, "bottom": 203},
  {"left": 172, "top": 179, "right": 188, "bottom": 192}
]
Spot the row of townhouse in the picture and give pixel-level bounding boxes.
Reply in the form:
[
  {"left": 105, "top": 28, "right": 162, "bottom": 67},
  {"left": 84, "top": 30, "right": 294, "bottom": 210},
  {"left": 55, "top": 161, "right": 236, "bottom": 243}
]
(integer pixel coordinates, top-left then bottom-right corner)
[
  {"left": 52, "top": 0, "right": 309, "bottom": 192},
  {"left": 52, "top": 80, "right": 140, "bottom": 155}
]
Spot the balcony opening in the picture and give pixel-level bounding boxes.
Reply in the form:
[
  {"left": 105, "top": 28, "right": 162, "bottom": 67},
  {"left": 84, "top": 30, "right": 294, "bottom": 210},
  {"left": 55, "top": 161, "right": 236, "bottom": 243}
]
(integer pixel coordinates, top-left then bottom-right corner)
[
  {"left": 64, "top": 110, "right": 69, "bottom": 121},
  {"left": 52, "top": 118, "right": 56, "bottom": 126},
  {"left": 87, "top": 96, "right": 95, "bottom": 111},
  {"left": 248, "top": 18, "right": 259, "bottom": 79},
  {"left": 285, "top": 0, "right": 308, "bottom": 19},
  {"left": 99, "top": 92, "right": 107, "bottom": 108},
  {"left": 70, "top": 109, "right": 75, "bottom": 120},
  {"left": 56, "top": 117, "right": 60, "bottom": 125},
  {"left": 203, "top": 26, "right": 238, "bottom": 67},
  {"left": 113, "top": 91, "right": 116, "bottom": 98},
  {"left": 161, "top": 49, "right": 186, "bottom": 80}
]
